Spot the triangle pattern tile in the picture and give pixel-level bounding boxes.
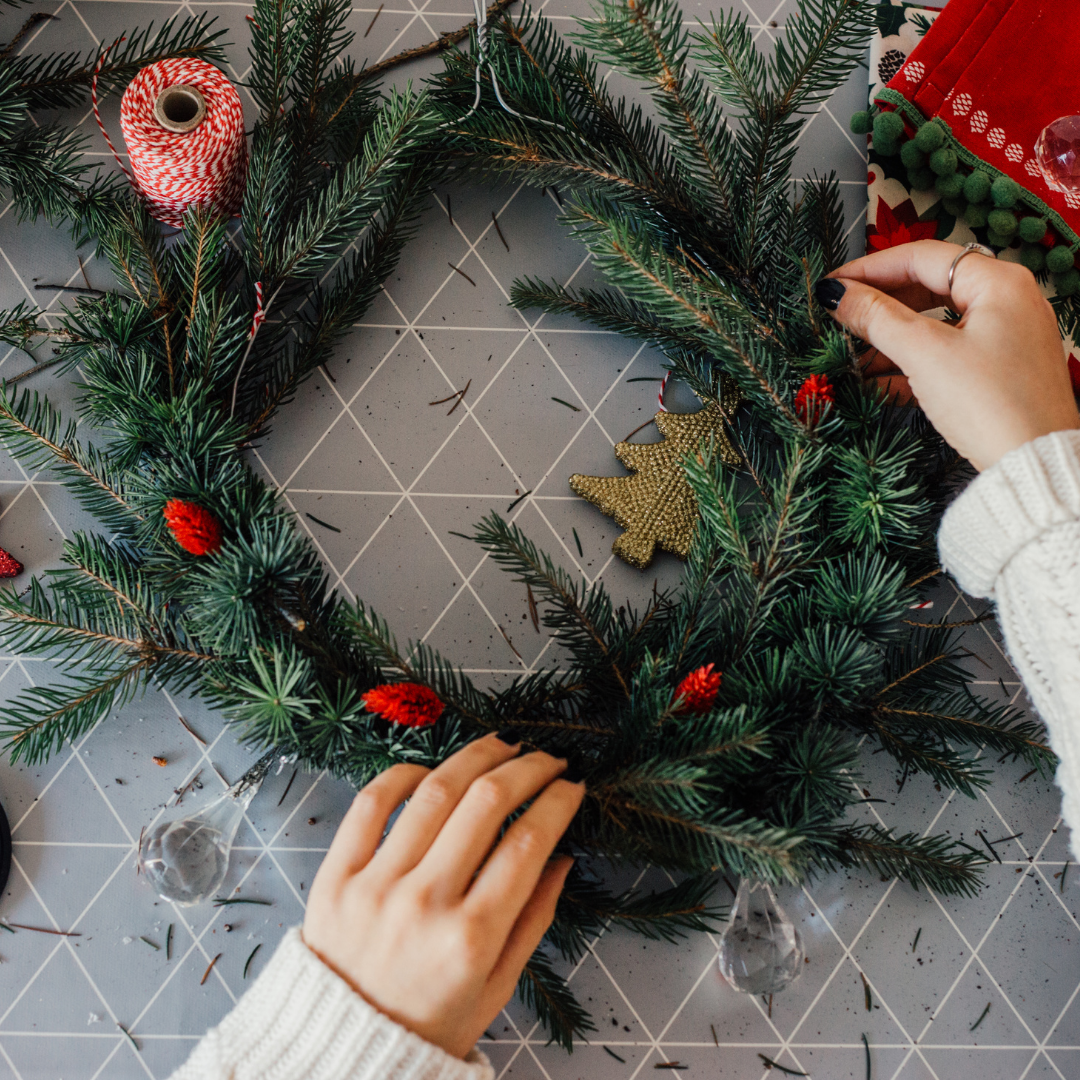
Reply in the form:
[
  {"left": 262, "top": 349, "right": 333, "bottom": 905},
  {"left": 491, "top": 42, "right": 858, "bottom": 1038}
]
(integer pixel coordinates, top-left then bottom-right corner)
[
  {"left": 588, "top": 924, "right": 717, "bottom": 1040},
  {"left": 789, "top": 956, "right": 910, "bottom": 1048},
  {"left": 539, "top": 333, "right": 661, "bottom": 415},
  {"left": 889, "top": 1051, "right": 940, "bottom": 1080},
  {"left": 0, "top": 1033, "right": 119, "bottom": 1079},
  {"left": 0, "top": 928, "right": 65, "bottom": 1027},
  {"left": 0, "top": 484, "right": 67, "bottom": 579},
  {"left": 319, "top": 327, "right": 406, "bottom": 403},
  {"left": 488, "top": 1045, "right": 552, "bottom": 1080},
  {"left": 270, "top": 770, "right": 353, "bottom": 849},
  {"left": 1045, "top": 977, "right": 1080, "bottom": 1045},
  {"left": 528, "top": 416, "right": 622, "bottom": 498},
  {"left": 411, "top": 413, "right": 518, "bottom": 494},
  {"left": 925, "top": 960, "right": 1035, "bottom": 1047},
  {"left": 414, "top": 329, "right": 525, "bottom": 394},
  {"left": 286, "top": 492, "right": 400, "bottom": 575},
  {"left": 852, "top": 883, "right": 969, "bottom": 1038},
  {"left": 0, "top": 943, "right": 111, "bottom": 1033},
  {"left": 12, "top": 844, "right": 126, "bottom": 934},
  {"left": 126, "top": 1035, "right": 196, "bottom": 1080},
  {"left": 421, "top": 589, "right": 515, "bottom": 672},
  {"left": 11, "top": 754, "right": 128, "bottom": 845},
  {"left": 934, "top": 861, "right": 1027, "bottom": 949},
  {"left": 979, "top": 870, "right": 1080, "bottom": 1040},
  {"left": 343, "top": 499, "right": 461, "bottom": 637},
  {"left": 920, "top": 1049, "right": 1039, "bottom": 1080},
  {"left": 800, "top": 1044, "right": 911, "bottom": 1080},
  {"left": 552, "top": 947, "right": 653, "bottom": 1044},
  {"left": 406, "top": 496, "right": 499, "bottom": 581},
  {"left": 1045, "top": 1049, "right": 1080, "bottom": 1077},
  {"left": 531, "top": 1040, "right": 647, "bottom": 1077},
  {"left": 418, "top": 249, "right": 522, "bottom": 331}
]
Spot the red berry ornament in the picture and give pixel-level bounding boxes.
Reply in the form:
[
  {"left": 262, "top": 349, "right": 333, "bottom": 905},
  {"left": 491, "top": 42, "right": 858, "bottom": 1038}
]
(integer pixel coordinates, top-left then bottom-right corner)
[
  {"left": 795, "top": 374, "right": 835, "bottom": 425},
  {"left": 361, "top": 683, "right": 444, "bottom": 728},
  {"left": 0, "top": 549, "right": 22, "bottom": 578},
  {"left": 163, "top": 499, "right": 223, "bottom": 556},
  {"left": 674, "top": 664, "right": 722, "bottom": 715}
]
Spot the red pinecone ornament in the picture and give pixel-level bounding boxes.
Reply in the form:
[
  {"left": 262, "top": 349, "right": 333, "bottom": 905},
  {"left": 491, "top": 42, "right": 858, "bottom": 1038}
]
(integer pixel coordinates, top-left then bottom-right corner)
[
  {"left": 674, "top": 664, "right": 722, "bottom": 715},
  {"left": 361, "top": 683, "right": 444, "bottom": 728},
  {"left": 0, "top": 549, "right": 22, "bottom": 578},
  {"left": 163, "top": 499, "right": 223, "bottom": 556},
  {"left": 795, "top": 374, "right": 835, "bottom": 425}
]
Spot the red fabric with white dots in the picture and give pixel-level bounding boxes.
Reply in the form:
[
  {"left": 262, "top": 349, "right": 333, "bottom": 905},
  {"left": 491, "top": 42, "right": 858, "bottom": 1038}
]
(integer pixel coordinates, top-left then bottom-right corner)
[{"left": 880, "top": 0, "right": 1080, "bottom": 225}]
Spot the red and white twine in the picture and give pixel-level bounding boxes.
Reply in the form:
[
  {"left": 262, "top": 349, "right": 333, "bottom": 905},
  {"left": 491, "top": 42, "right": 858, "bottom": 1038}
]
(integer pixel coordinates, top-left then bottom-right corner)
[{"left": 94, "top": 53, "right": 248, "bottom": 228}]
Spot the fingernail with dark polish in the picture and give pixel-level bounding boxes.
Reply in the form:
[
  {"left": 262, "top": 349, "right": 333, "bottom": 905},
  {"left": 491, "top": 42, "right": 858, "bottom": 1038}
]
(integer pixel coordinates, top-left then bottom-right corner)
[
  {"left": 814, "top": 277, "right": 846, "bottom": 311},
  {"left": 562, "top": 763, "right": 584, "bottom": 784},
  {"left": 494, "top": 727, "right": 520, "bottom": 745}
]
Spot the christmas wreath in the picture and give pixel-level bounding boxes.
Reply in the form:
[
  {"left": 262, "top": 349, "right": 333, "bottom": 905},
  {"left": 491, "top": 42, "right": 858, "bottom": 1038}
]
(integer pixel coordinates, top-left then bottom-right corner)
[{"left": 0, "top": 0, "right": 1056, "bottom": 1046}]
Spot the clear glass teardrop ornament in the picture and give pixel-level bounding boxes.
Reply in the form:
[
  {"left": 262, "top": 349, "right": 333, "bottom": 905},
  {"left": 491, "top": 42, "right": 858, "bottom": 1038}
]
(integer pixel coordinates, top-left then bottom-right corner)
[
  {"left": 1035, "top": 116, "right": 1080, "bottom": 194},
  {"left": 718, "top": 879, "right": 804, "bottom": 995},
  {"left": 139, "top": 750, "right": 276, "bottom": 905}
]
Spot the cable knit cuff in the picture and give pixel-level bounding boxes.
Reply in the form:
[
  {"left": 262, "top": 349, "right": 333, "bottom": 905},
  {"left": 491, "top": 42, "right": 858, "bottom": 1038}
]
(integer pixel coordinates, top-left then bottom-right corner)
[
  {"left": 938, "top": 430, "right": 1080, "bottom": 598},
  {"left": 204, "top": 927, "right": 493, "bottom": 1080}
]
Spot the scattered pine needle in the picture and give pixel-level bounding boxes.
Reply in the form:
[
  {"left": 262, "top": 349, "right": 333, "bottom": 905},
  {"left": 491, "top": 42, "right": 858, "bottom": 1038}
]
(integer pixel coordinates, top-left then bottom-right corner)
[
  {"left": 78, "top": 256, "right": 91, "bottom": 290},
  {"left": 655, "top": 1064, "right": 687, "bottom": 1071},
  {"left": 623, "top": 418, "right": 656, "bottom": 442},
  {"left": 243, "top": 943, "right": 262, "bottom": 979},
  {"left": 497, "top": 624, "right": 523, "bottom": 662},
  {"left": 975, "top": 830, "right": 1001, "bottom": 864},
  {"left": 988, "top": 832, "right": 1023, "bottom": 846},
  {"left": 139, "top": 936, "right": 160, "bottom": 951},
  {"left": 626, "top": 376, "right": 663, "bottom": 382},
  {"left": 1062, "top": 860, "right": 1070, "bottom": 894},
  {"left": 277, "top": 768, "right": 297, "bottom": 807},
  {"left": 860, "top": 970, "right": 872, "bottom": 1011},
  {"left": 527, "top": 583, "right": 539, "bottom": 633},
  {"left": 862, "top": 1032, "right": 871, "bottom": 1080},
  {"left": 305, "top": 512, "right": 341, "bottom": 533},
  {"left": 0, "top": 923, "right": 14, "bottom": 933},
  {"left": 710, "top": 1023, "right": 718, "bottom": 1047},
  {"left": 603, "top": 1047, "right": 625, "bottom": 1063},
  {"left": 551, "top": 396, "right": 580, "bottom": 411},
  {"left": 137, "top": 825, "right": 145, "bottom": 876},
  {"left": 506, "top": 489, "right": 531, "bottom": 514},
  {"left": 213, "top": 897, "right": 272, "bottom": 908},
  {"left": 364, "top": 2, "right": 383, "bottom": 35},
  {"left": 166, "top": 923, "right": 174, "bottom": 961},
  {"left": 970, "top": 1002, "right": 991, "bottom": 1031},
  {"left": 758, "top": 1054, "right": 808, "bottom": 1076},
  {"left": 446, "top": 378, "right": 471, "bottom": 416},
  {"left": 178, "top": 715, "right": 206, "bottom": 745},
  {"left": 912, "top": 927, "right": 921, "bottom": 953},
  {"left": 491, "top": 211, "right": 509, "bottom": 251},
  {"left": 446, "top": 192, "right": 452, "bottom": 227},
  {"left": 572, "top": 527, "right": 583, "bottom": 557},
  {"left": 448, "top": 261, "right": 476, "bottom": 287},
  {"left": 200, "top": 952, "right": 223, "bottom": 985},
  {"left": 116, "top": 1022, "right": 139, "bottom": 1051},
  {"left": 5, "top": 923, "right": 79, "bottom": 937},
  {"left": 1018, "top": 768, "right": 1037, "bottom": 784}
]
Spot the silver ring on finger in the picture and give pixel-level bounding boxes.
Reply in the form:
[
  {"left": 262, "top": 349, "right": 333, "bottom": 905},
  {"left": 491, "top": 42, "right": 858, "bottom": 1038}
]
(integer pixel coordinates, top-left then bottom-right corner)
[{"left": 948, "top": 241, "right": 997, "bottom": 294}]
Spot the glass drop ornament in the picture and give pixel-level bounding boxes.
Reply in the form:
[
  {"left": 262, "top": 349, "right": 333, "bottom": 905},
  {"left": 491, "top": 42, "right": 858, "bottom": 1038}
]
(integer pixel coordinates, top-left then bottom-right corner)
[
  {"left": 1035, "top": 115, "right": 1080, "bottom": 194},
  {"left": 718, "top": 879, "right": 804, "bottom": 995},
  {"left": 139, "top": 750, "right": 276, "bottom": 905}
]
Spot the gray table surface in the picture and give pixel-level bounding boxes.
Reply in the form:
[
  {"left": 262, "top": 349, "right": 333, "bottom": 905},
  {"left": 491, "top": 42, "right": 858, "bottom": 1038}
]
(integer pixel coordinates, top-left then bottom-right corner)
[{"left": 1, "top": 1, "right": 1078, "bottom": 1077}]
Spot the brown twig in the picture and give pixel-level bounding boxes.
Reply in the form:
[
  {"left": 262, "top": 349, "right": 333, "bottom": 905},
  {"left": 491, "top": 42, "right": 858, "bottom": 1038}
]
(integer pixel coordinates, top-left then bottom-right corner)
[
  {"left": 3, "top": 355, "right": 66, "bottom": 386},
  {"left": 200, "top": 952, "right": 223, "bottom": 985},
  {"left": 356, "top": 0, "right": 518, "bottom": 85},
  {"left": 498, "top": 624, "right": 524, "bottom": 662},
  {"left": 1, "top": 12, "right": 56, "bottom": 61},
  {"left": 178, "top": 714, "right": 206, "bottom": 746},
  {"left": 447, "top": 378, "right": 471, "bottom": 415},
  {"left": 492, "top": 211, "right": 509, "bottom": 251},
  {"left": 903, "top": 613, "right": 993, "bottom": 629},
  {"left": 906, "top": 567, "right": 943, "bottom": 589},
  {"left": 622, "top": 418, "right": 656, "bottom": 443},
  {"left": 527, "top": 584, "right": 540, "bottom": 633},
  {"left": 77, "top": 256, "right": 92, "bottom": 290},
  {"left": 364, "top": 2, "right": 383, "bottom": 36},
  {"left": 5, "top": 923, "right": 80, "bottom": 936},
  {"left": 34, "top": 283, "right": 105, "bottom": 295},
  {"left": 448, "top": 262, "right": 476, "bottom": 287}
]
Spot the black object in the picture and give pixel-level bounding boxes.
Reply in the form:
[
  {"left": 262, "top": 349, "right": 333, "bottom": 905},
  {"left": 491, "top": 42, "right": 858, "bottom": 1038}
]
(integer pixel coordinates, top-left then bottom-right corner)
[
  {"left": 814, "top": 277, "right": 847, "bottom": 310},
  {"left": 0, "top": 795, "right": 10, "bottom": 900}
]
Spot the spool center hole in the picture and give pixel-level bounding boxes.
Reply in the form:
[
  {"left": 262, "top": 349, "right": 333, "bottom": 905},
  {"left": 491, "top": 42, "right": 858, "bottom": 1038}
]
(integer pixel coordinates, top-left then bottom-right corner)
[{"left": 163, "top": 90, "right": 200, "bottom": 124}]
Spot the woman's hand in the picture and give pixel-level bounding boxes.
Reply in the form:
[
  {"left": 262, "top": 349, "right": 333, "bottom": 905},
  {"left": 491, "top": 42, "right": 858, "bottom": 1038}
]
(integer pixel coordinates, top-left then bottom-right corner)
[
  {"left": 303, "top": 733, "right": 584, "bottom": 1059},
  {"left": 817, "top": 239, "right": 1080, "bottom": 471}
]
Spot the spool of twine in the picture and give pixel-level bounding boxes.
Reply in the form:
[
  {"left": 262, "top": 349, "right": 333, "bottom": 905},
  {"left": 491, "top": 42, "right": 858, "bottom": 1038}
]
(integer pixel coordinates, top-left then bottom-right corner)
[{"left": 100, "top": 57, "right": 248, "bottom": 228}]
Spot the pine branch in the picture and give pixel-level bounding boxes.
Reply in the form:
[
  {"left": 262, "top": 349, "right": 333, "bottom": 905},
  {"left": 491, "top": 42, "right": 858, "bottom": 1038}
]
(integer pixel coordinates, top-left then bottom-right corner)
[{"left": 518, "top": 950, "right": 596, "bottom": 1050}]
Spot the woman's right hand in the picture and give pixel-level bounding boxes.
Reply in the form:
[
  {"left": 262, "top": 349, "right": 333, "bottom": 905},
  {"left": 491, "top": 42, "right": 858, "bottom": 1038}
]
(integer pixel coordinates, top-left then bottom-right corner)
[{"left": 817, "top": 239, "right": 1080, "bottom": 472}]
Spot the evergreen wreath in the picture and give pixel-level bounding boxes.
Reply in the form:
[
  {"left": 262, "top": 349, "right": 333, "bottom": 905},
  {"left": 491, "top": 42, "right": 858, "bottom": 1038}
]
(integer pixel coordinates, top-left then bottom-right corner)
[{"left": 0, "top": 0, "right": 1057, "bottom": 1048}]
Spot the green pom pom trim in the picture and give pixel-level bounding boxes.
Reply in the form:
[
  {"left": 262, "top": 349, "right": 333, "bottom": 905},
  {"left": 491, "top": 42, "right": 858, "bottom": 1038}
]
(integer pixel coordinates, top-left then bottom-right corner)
[
  {"left": 963, "top": 171, "right": 992, "bottom": 204},
  {"left": 929, "top": 147, "right": 958, "bottom": 176},
  {"left": 935, "top": 173, "right": 964, "bottom": 199},
  {"left": 899, "top": 141, "right": 926, "bottom": 169},
  {"left": 875, "top": 138, "right": 900, "bottom": 158},
  {"left": 1054, "top": 268, "right": 1080, "bottom": 296},
  {"left": 850, "top": 110, "right": 873, "bottom": 135},
  {"left": 987, "top": 209, "right": 1018, "bottom": 236},
  {"left": 963, "top": 204, "right": 989, "bottom": 229},
  {"left": 1018, "top": 216, "right": 1048, "bottom": 244},
  {"left": 991, "top": 175, "right": 1020, "bottom": 208},
  {"left": 906, "top": 166, "right": 935, "bottom": 191},
  {"left": 985, "top": 228, "right": 1013, "bottom": 249},
  {"left": 1018, "top": 244, "right": 1046, "bottom": 273},
  {"left": 1046, "top": 245, "right": 1076, "bottom": 274},
  {"left": 913, "top": 121, "right": 945, "bottom": 152},
  {"left": 942, "top": 197, "right": 965, "bottom": 218},
  {"left": 873, "top": 111, "right": 905, "bottom": 145}
]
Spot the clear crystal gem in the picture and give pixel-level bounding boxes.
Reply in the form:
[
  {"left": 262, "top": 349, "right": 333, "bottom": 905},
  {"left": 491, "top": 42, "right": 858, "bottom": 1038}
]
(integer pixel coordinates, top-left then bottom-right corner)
[
  {"left": 718, "top": 879, "right": 804, "bottom": 995},
  {"left": 1036, "top": 115, "right": 1080, "bottom": 194}
]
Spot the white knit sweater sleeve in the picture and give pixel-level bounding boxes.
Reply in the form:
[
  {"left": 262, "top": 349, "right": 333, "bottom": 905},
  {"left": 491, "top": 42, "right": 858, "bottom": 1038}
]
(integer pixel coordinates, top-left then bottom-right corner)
[
  {"left": 938, "top": 429, "right": 1080, "bottom": 852},
  {"left": 167, "top": 927, "right": 494, "bottom": 1080}
]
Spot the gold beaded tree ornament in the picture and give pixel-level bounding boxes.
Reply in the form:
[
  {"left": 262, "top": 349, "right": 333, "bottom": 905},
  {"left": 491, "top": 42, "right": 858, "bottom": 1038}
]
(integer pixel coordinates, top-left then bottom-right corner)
[{"left": 570, "top": 382, "right": 740, "bottom": 570}]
